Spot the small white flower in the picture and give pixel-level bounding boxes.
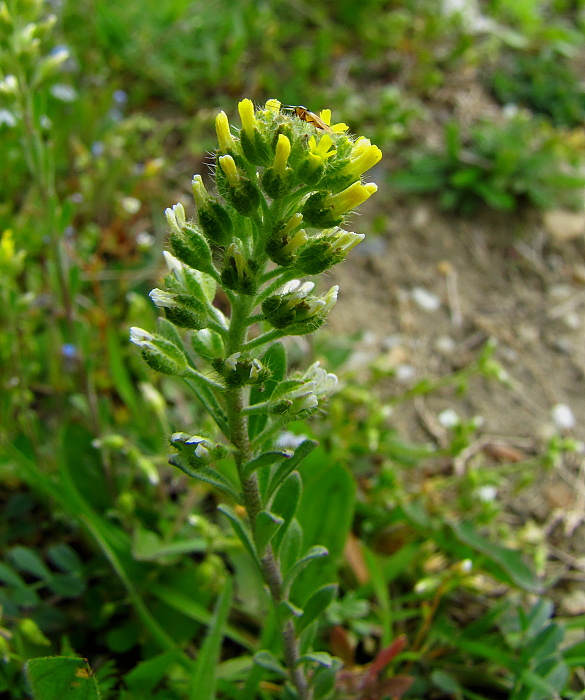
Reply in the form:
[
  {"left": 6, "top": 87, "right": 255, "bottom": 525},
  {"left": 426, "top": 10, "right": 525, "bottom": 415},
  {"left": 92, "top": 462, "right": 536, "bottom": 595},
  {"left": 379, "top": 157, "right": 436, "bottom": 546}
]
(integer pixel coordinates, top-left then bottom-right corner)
[
  {"left": 121, "top": 196, "right": 141, "bottom": 215},
  {"left": 225, "top": 353, "right": 241, "bottom": 371},
  {"left": 460, "top": 559, "right": 473, "bottom": 573},
  {"left": 438, "top": 409, "right": 460, "bottom": 428},
  {"left": 552, "top": 403, "right": 576, "bottom": 430},
  {"left": 162, "top": 250, "right": 183, "bottom": 275},
  {"left": 476, "top": 485, "right": 497, "bottom": 502},
  {"left": 130, "top": 327, "right": 153, "bottom": 347},
  {"left": 0, "top": 75, "right": 18, "bottom": 95},
  {"left": 149, "top": 288, "right": 176, "bottom": 308},
  {"left": 0, "top": 109, "right": 17, "bottom": 127},
  {"left": 411, "top": 287, "right": 441, "bottom": 312},
  {"left": 50, "top": 83, "right": 77, "bottom": 102}
]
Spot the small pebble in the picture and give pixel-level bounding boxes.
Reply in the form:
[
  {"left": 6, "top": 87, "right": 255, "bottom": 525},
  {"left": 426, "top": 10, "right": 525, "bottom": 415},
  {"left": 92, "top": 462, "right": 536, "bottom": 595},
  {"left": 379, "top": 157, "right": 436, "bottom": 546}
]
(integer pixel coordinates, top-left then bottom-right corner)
[
  {"left": 411, "top": 287, "right": 441, "bottom": 312},
  {"left": 551, "top": 403, "right": 576, "bottom": 430}
]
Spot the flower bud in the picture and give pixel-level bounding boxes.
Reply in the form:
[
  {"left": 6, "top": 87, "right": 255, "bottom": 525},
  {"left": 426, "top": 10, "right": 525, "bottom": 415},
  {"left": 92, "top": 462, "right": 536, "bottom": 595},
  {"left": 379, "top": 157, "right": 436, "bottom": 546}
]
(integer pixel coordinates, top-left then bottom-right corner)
[
  {"left": 34, "top": 46, "right": 70, "bottom": 85},
  {"left": 168, "top": 223, "right": 217, "bottom": 278},
  {"left": 343, "top": 137, "right": 382, "bottom": 178},
  {"left": 269, "top": 362, "right": 337, "bottom": 416},
  {"left": 149, "top": 288, "right": 207, "bottom": 330},
  {"left": 192, "top": 175, "right": 233, "bottom": 246},
  {"left": 238, "top": 98, "right": 271, "bottom": 166},
  {"left": 170, "top": 432, "right": 228, "bottom": 470},
  {"left": 262, "top": 134, "right": 294, "bottom": 198},
  {"left": 0, "top": 74, "right": 18, "bottom": 96},
  {"left": 262, "top": 280, "right": 338, "bottom": 335},
  {"left": 211, "top": 352, "right": 271, "bottom": 388},
  {"left": 302, "top": 182, "right": 378, "bottom": 228},
  {"left": 165, "top": 203, "right": 186, "bottom": 234},
  {"left": 294, "top": 228, "right": 364, "bottom": 275},
  {"left": 265, "top": 214, "right": 308, "bottom": 267},
  {"left": 216, "top": 156, "right": 261, "bottom": 217},
  {"left": 220, "top": 241, "right": 259, "bottom": 295},
  {"left": 130, "top": 327, "right": 188, "bottom": 376},
  {"left": 215, "top": 111, "right": 236, "bottom": 153},
  {"left": 191, "top": 328, "right": 225, "bottom": 361}
]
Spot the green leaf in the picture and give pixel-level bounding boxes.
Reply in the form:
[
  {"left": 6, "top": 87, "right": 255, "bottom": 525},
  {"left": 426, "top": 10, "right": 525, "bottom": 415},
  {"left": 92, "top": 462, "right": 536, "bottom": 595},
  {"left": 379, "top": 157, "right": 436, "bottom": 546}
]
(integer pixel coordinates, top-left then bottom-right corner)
[
  {"left": 189, "top": 578, "right": 233, "bottom": 700},
  {"left": 278, "top": 599, "right": 304, "bottom": 620},
  {"left": 282, "top": 546, "right": 329, "bottom": 598},
  {"left": 47, "top": 544, "right": 83, "bottom": 574},
  {"left": 249, "top": 342, "right": 287, "bottom": 440},
  {"left": 241, "top": 449, "right": 291, "bottom": 481},
  {"left": 218, "top": 505, "right": 261, "bottom": 571},
  {"left": 253, "top": 650, "right": 288, "bottom": 678},
  {"left": 296, "top": 584, "right": 338, "bottom": 634},
  {"left": 271, "top": 472, "right": 302, "bottom": 553},
  {"left": 449, "top": 521, "right": 542, "bottom": 593},
  {"left": 123, "top": 651, "right": 182, "bottom": 694},
  {"left": 278, "top": 518, "right": 304, "bottom": 576},
  {"left": 106, "top": 325, "right": 138, "bottom": 415},
  {"left": 157, "top": 317, "right": 186, "bottom": 349},
  {"left": 25, "top": 657, "right": 101, "bottom": 700},
  {"left": 183, "top": 376, "right": 229, "bottom": 436},
  {"left": 254, "top": 510, "right": 285, "bottom": 556},
  {"left": 148, "top": 583, "right": 253, "bottom": 650},
  {"left": 297, "top": 651, "right": 333, "bottom": 668},
  {"left": 0, "top": 561, "right": 26, "bottom": 588},
  {"left": 47, "top": 574, "right": 86, "bottom": 598},
  {"left": 8, "top": 546, "right": 52, "bottom": 581},
  {"left": 267, "top": 439, "right": 317, "bottom": 499},
  {"left": 295, "top": 450, "right": 355, "bottom": 599},
  {"left": 169, "top": 455, "right": 241, "bottom": 503}
]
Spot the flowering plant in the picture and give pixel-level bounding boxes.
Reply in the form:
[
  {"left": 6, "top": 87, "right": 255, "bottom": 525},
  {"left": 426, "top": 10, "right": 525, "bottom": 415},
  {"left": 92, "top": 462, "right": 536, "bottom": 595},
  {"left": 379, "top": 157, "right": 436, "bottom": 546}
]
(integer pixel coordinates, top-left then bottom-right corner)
[{"left": 131, "top": 98, "right": 381, "bottom": 699}]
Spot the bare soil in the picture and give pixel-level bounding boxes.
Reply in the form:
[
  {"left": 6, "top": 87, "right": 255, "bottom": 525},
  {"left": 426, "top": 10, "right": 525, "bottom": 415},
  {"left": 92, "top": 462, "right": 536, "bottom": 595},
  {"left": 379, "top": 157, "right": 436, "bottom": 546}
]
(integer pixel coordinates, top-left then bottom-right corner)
[{"left": 327, "top": 193, "right": 585, "bottom": 614}]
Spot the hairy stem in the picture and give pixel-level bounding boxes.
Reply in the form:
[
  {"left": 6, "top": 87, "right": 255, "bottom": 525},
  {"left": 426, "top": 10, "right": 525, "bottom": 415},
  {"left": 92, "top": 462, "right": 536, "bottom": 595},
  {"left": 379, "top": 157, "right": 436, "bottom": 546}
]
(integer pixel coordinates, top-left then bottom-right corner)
[{"left": 225, "top": 294, "right": 312, "bottom": 700}]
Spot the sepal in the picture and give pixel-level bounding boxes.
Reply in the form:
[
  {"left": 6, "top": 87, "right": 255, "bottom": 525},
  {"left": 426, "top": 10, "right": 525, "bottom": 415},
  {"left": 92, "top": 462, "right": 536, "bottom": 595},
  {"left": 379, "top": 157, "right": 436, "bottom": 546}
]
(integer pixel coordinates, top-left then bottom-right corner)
[{"left": 130, "top": 327, "right": 188, "bottom": 376}]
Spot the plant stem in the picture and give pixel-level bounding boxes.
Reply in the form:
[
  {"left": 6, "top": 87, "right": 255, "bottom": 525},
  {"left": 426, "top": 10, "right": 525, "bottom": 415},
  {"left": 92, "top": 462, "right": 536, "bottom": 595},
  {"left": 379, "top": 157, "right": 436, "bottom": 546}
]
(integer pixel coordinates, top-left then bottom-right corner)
[{"left": 225, "top": 293, "right": 312, "bottom": 700}]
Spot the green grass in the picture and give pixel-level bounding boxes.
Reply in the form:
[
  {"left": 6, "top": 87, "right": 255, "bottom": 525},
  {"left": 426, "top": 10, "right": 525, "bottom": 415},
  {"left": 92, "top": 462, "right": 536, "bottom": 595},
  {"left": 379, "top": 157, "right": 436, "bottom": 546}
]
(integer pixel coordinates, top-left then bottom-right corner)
[{"left": 1, "top": 0, "right": 585, "bottom": 697}]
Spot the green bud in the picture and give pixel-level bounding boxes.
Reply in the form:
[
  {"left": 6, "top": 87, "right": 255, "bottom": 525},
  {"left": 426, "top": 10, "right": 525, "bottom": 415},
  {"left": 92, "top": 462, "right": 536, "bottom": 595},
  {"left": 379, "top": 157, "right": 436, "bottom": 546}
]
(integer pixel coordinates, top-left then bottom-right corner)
[
  {"left": 191, "top": 328, "right": 225, "bottom": 360},
  {"left": 294, "top": 228, "right": 365, "bottom": 275},
  {"left": 192, "top": 175, "right": 233, "bottom": 245},
  {"left": 212, "top": 353, "right": 271, "bottom": 388},
  {"left": 269, "top": 362, "right": 338, "bottom": 416},
  {"left": 302, "top": 182, "right": 377, "bottom": 228},
  {"left": 262, "top": 167, "right": 293, "bottom": 199},
  {"left": 265, "top": 214, "right": 308, "bottom": 267},
  {"left": 217, "top": 155, "right": 261, "bottom": 217},
  {"left": 301, "top": 191, "right": 344, "bottom": 229},
  {"left": 238, "top": 98, "right": 272, "bottom": 166},
  {"left": 149, "top": 289, "right": 208, "bottom": 330},
  {"left": 220, "top": 242, "right": 259, "bottom": 295},
  {"left": 18, "top": 619, "right": 50, "bottom": 646},
  {"left": 262, "top": 280, "right": 338, "bottom": 335},
  {"left": 130, "top": 327, "right": 188, "bottom": 376},
  {"left": 169, "top": 226, "right": 217, "bottom": 277},
  {"left": 170, "top": 432, "right": 229, "bottom": 469}
]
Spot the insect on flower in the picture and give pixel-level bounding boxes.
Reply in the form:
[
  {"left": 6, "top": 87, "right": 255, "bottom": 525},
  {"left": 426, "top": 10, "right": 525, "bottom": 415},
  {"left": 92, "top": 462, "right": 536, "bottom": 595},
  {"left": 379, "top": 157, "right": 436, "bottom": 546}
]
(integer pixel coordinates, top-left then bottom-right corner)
[{"left": 283, "top": 105, "right": 333, "bottom": 133}]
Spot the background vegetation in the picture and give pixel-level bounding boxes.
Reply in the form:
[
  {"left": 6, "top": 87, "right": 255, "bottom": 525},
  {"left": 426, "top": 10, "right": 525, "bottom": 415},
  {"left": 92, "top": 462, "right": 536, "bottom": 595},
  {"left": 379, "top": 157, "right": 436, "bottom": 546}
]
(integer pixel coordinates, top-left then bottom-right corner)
[{"left": 1, "top": 0, "right": 585, "bottom": 698}]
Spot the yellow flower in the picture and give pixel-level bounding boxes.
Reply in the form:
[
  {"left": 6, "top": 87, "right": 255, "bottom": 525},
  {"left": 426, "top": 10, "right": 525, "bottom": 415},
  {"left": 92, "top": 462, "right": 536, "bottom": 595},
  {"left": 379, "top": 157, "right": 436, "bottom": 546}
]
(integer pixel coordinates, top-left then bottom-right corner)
[
  {"left": 343, "top": 137, "right": 382, "bottom": 177},
  {"left": 273, "top": 134, "right": 291, "bottom": 175},
  {"left": 215, "top": 111, "right": 235, "bottom": 152},
  {"left": 325, "top": 182, "right": 378, "bottom": 217},
  {"left": 238, "top": 98, "right": 258, "bottom": 135},
  {"left": 218, "top": 155, "right": 240, "bottom": 187},
  {"left": 307, "top": 133, "right": 336, "bottom": 165},
  {"left": 319, "top": 109, "right": 349, "bottom": 133}
]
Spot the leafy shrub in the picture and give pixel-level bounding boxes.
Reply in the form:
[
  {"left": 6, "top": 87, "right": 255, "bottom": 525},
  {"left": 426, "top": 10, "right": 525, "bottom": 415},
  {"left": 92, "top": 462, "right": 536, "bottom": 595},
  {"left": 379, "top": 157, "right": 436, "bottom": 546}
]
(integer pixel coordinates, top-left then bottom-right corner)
[
  {"left": 489, "top": 50, "right": 585, "bottom": 128},
  {"left": 390, "top": 112, "right": 585, "bottom": 213}
]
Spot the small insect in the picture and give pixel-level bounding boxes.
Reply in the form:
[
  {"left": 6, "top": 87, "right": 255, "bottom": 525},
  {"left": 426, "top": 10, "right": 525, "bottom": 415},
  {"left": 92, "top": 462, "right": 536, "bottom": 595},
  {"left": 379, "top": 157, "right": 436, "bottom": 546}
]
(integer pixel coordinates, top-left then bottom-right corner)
[{"left": 282, "top": 105, "right": 333, "bottom": 132}]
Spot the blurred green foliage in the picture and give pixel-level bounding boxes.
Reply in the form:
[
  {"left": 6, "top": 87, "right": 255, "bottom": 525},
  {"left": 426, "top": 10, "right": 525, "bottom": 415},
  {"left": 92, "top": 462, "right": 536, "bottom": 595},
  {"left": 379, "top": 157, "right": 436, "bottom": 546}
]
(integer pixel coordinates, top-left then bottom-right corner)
[{"left": 1, "top": 0, "right": 585, "bottom": 697}]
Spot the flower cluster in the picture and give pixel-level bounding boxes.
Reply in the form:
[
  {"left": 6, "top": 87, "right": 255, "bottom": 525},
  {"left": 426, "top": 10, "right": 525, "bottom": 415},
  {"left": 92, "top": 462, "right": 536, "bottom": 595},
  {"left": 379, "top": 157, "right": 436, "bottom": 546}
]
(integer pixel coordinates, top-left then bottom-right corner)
[{"left": 131, "top": 98, "right": 381, "bottom": 446}]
